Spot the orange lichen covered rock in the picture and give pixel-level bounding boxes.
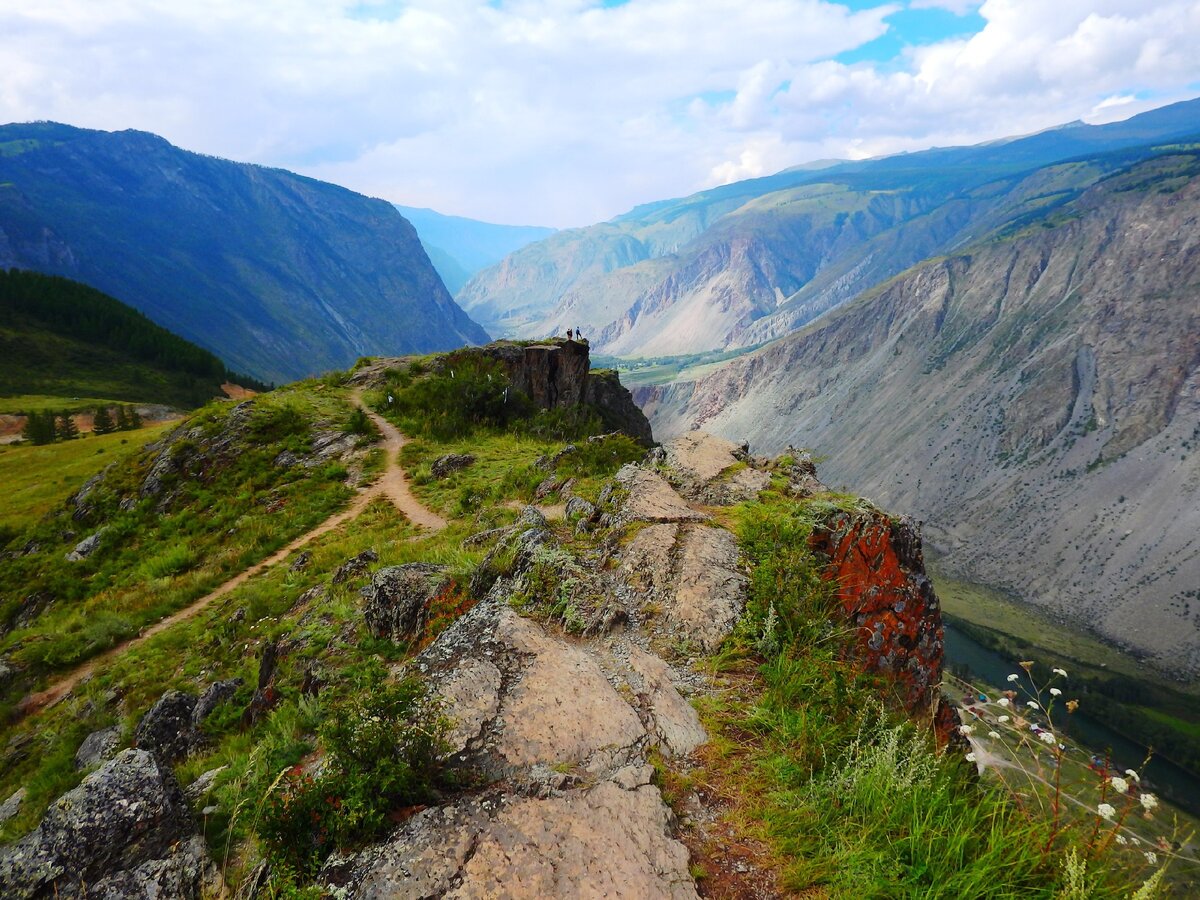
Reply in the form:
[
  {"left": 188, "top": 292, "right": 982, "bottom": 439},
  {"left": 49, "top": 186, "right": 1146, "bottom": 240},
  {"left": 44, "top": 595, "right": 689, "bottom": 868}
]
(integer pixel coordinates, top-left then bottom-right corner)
[{"left": 809, "top": 509, "right": 958, "bottom": 743}]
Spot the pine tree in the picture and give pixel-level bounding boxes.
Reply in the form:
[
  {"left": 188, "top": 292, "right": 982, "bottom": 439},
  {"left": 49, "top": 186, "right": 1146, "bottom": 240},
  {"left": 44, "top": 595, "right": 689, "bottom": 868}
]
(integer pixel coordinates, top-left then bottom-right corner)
[
  {"left": 56, "top": 412, "right": 80, "bottom": 441},
  {"left": 114, "top": 405, "right": 130, "bottom": 430},
  {"left": 21, "top": 410, "right": 55, "bottom": 445},
  {"left": 126, "top": 406, "right": 143, "bottom": 430},
  {"left": 93, "top": 406, "right": 115, "bottom": 435}
]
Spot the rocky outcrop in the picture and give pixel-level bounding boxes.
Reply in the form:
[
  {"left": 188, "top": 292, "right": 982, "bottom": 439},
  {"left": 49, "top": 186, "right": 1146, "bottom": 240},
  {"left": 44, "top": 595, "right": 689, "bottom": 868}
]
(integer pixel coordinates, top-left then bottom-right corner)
[
  {"left": 133, "top": 679, "right": 242, "bottom": 764},
  {"left": 0, "top": 749, "right": 217, "bottom": 899},
  {"left": 362, "top": 564, "right": 451, "bottom": 643},
  {"left": 74, "top": 726, "right": 121, "bottom": 771},
  {"left": 809, "top": 511, "right": 945, "bottom": 716},
  {"left": 431, "top": 453, "right": 476, "bottom": 479}
]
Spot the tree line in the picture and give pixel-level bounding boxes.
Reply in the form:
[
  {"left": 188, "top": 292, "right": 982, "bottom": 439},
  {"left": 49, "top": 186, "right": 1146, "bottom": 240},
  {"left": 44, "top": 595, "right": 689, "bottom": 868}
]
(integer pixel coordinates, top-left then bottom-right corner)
[
  {"left": 0, "top": 268, "right": 268, "bottom": 391},
  {"left": 21, "top": 405, "right": 143, "bottom": 445}
]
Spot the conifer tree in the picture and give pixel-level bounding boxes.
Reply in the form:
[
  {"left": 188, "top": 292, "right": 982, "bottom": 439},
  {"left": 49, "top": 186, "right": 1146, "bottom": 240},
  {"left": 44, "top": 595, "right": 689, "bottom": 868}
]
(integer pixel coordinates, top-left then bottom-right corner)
[
  {"left": 114, "top": 405, "right": 130, "bottom": 430},
  {"left": 126, "top": 406, "right": 143, "bottom": 430},
  {"left": 56, "top": 412, "right": 80, "bottom": 441},
  {"left": 21, "top": 411, "right": 56, "bottom": 445},
  {"left": 93, "top": 406, "right": 115, "bottom": 435}
]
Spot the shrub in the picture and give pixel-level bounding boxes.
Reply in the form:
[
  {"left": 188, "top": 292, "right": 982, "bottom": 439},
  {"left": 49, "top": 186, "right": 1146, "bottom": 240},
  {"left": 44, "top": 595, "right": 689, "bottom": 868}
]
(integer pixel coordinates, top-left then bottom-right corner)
[{"left": 258, "top": 671, "right": 450, "bottom": 874}]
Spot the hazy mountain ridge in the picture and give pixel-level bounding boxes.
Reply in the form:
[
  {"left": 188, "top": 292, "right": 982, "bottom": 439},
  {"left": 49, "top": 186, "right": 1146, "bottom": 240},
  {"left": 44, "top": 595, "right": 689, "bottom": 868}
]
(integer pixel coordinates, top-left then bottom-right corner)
[
  {"left": 0, "top": 123, "right": 489, "bottom": 383},
  {"left": 639, "top": 151, "right": 1200, "bottom": 678},
  {"left": 394, "top": 205, "right": 555, "bottom": 295},
  {"left": 460, "top": 99, "right": 1200, "bottom": 357}
]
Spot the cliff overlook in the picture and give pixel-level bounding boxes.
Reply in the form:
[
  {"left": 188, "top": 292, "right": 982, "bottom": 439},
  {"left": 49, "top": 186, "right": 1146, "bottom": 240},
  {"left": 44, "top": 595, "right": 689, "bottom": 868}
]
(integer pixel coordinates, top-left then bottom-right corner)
[{"left": 0, "top": 341, "right": 1170, "bottom": 896}]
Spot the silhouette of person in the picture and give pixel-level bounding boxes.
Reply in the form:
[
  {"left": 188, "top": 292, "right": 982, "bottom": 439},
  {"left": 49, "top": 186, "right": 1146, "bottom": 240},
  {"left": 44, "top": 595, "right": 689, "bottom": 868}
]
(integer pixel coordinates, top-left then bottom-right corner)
[{"left": 567, "top": 328, "right": 574, "bottom": 341}]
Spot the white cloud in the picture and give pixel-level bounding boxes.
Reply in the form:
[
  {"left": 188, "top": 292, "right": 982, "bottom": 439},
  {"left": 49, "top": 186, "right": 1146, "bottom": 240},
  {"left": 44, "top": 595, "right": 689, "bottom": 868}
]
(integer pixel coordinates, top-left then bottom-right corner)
[{"left": 0, "top": 0, "right": 1197, "bottom": 226}]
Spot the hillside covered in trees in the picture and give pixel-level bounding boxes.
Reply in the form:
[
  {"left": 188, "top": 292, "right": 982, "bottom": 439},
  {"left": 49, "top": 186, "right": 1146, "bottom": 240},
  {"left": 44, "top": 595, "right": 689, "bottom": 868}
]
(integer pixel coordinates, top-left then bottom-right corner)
[{"left": 0, "top": 269, "right": 263, "bottom": 408}]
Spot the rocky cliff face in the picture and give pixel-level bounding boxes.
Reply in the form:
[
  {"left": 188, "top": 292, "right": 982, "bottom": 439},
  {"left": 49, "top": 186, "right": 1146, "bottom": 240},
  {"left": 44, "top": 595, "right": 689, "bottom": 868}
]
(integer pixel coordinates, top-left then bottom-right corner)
[
  {"left": 640, "top": 153, "right": 1200, "bottom": 678},
  {"left": 0, "top": 122, "right": 489, "bottom": 383},
  {"left": 360, "top": 339, "right": 655, "bottom": 445}
]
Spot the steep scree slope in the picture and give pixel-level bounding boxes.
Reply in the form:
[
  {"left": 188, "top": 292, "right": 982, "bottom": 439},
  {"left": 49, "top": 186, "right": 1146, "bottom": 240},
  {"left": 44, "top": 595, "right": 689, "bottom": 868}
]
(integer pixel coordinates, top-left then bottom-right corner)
[{"left": 640, "top": 153, "right": 1200, "bottom": 678}]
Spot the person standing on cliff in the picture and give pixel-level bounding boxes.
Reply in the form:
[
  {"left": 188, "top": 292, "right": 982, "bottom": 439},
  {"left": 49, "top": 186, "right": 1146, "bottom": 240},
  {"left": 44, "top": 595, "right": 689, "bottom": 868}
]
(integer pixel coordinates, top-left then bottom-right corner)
[
  {"left": 566, "top": 328, "right": 573, "bottom": 341},
  {"left": 576, "top": 326, "right": 583, "bottom": 341}
]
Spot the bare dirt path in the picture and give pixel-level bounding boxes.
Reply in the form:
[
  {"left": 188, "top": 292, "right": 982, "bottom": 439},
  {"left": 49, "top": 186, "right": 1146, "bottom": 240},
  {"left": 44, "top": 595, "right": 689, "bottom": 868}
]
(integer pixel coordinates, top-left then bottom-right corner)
[{"left": 20, "top": 394, "right": 443, "bottom": 715}]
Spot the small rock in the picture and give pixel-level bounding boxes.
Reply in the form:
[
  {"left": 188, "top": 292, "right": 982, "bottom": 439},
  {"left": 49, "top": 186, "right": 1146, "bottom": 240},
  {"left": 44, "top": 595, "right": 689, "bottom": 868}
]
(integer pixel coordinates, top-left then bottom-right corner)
[
  {"left": 75, "top": 726, "right": 122, "bottom": 771},
  {"left": 431, "top": 453, "right": 476, "bottom": 479},
  {"left": 361, "top": 564, "right": 450, "bottom": 643},
  {"left": 289, "top": 551, "right": 312, "bottom": 572},
  {"left": 332, "top": 549, "right": 379, "bottom": 584},
  {"left": 0, "top": 787, "right": 25, "bottom": 826},
  {"left": 184, "top": 766, "right": 227, "bottom": 802},
  {"left": 65, "top": 528, "right": 108, "bottom": 562},
  {"left": 191, "top": 678, "right": 243, "bottom": 727},
  {"left": 564, "top": 497, "right": 597, "bottom": 523}
]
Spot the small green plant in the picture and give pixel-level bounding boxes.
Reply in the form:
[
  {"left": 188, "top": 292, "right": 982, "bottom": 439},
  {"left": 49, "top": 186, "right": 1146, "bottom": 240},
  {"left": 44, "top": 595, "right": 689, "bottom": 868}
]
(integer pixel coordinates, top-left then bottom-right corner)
[
  {"left": 257, "top": 669, "right": 450, "bottom": 875},
  {"left": 344, "top": 406, "right": 374, "bottom": 437}
]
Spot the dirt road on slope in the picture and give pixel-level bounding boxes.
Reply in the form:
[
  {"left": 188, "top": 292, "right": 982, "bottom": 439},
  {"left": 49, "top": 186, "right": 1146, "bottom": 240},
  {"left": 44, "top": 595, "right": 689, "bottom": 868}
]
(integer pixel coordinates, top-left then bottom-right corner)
[{"left": 20, "top": 397, "right": 443, "bottom": 715}]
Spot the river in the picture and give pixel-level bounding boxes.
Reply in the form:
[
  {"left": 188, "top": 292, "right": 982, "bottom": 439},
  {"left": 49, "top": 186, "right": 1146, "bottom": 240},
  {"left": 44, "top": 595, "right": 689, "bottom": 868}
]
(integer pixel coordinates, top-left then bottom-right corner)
[{"left": 943, "top": 621, "right": 1200, "bottom": 817}]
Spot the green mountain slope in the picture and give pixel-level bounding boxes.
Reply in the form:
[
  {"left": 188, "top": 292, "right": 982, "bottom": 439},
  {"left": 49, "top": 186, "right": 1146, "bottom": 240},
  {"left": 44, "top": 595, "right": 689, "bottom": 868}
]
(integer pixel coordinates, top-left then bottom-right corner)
[
  {"left": 0, "top": 123, "right": 489, "bottom": 383},
  {"left": 639, "top": 149, "right": 1200, "bottom": 680},
  {"left": 394, "top": 205, "right": 555, "bottom": 295},
  {"left": 0, "top": 269, "right": 260, "bottom": 408},
  {"left": 459, "top": 97, "right": 1200, "bottom": 357}
]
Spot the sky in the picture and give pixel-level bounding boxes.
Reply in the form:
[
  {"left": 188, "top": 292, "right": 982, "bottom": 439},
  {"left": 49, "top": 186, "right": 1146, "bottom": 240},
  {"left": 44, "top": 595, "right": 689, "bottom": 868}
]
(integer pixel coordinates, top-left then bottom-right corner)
[{"left": 1, "top": 0, "right": 1199, "bottom": 228}]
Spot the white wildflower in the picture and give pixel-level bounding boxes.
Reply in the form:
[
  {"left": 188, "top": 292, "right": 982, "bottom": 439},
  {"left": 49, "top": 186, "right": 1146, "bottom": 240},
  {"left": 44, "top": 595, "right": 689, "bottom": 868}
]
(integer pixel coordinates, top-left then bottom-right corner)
[
  {"left": 1026, "top": 700, "right": 1040, "bottom": 709},
  {"left": 1140, "top": 793, "right": 1158, "bottom": 811},
  {"left": 988, "top": 731, "right": 1001, "bottom": 739},
  {"left": 1052, "top": 667, "right": 1068, "bottom": 678},
  {"left": 1097, "top": 803, "right": 1116, "bottom": 820},
  {"left": 1007, "top": 674, "right": 1020, "bottom": 682},
  {"left": 1124, "top": 769, "right": 1140, "bottom": 782},
  {"left": 1109, "top": 776, "right": 1129, "bottom": 794},
  {"left": 1039, "top": 731, "right": 1056, "bottom": 745},
  {"left": 996, "top": 698, "right": 1010, "bottom": 707},
  {"left": 965, "top": 752, "right": 977, "bottom": 763},
  {"left": 1050, "top": 688, "right": 1062, "bottom": 696},
  {"left": 959, "top": 724, "right": 974, "bottom": 736},
  {"left": 1116, "top": 834, "right": 1128, "bottom": 845},
  {"left": 1144, "top": 851, "right": 1158, "bottom": 865},
  {"left": 998, "top": 715, "right": 1010, "bottom": 723}
]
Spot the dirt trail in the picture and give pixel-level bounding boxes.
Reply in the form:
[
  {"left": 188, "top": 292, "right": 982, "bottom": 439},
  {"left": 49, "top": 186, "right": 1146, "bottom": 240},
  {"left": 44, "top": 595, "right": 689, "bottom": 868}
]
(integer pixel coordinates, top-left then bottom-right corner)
[{"left": 20, "top": 396, "right": 443, "bottom": 715}]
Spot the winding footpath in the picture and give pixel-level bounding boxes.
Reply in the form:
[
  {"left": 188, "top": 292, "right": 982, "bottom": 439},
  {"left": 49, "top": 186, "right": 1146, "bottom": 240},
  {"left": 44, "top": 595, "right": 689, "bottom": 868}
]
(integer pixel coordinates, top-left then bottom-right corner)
[{"left": 20, "top": 399, "right": 444, "bottom": 715}]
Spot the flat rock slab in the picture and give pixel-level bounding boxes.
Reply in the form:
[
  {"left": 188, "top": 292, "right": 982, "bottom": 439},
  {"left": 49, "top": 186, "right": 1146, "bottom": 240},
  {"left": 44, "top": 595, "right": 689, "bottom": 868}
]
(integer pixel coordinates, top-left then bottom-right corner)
[
  {"left": 614, "top": 466, "right": 708, "bottom": 524},
  {"left": 617, "top": 523, "right": 679, "bottom": 600},
  {"left": 665, "top": 432, "right": 741, "bottom": 484},
  {"left": 667, "top": 526, "right": 747, "bottom": 653},
  {"left": 324, "top": 777, "right": 698, "bottom": 900},
  {"left": 625, "top": 645, "right": 706, "bottom": 757},
  {"left": 417, "top": 603, "right": 644, "bottom": 776}
]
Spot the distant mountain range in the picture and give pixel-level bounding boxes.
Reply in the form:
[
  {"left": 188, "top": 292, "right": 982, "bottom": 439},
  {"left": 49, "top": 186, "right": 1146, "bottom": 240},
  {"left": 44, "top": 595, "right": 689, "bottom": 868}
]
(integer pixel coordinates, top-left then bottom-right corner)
[
  {"left": 0, "top": 123, "right": 488, "bottom": 383},
  {"left": 459, "top": 97, "right": 1200, "bottom": 358},
  {"left": 639, "top": 147, "right": 1200, "bottom": 678},
  {"left": 394, "top": 205, "right": 555, "bottom": 295},
  {"left": 0, "top": 269, "right": 257, "bottom": 408}
]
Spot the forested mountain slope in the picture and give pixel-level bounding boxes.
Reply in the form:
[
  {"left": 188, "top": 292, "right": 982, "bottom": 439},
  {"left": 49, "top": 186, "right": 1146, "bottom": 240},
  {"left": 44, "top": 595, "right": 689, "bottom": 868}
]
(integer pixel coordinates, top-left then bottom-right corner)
[
  {"left": 0, "top": 269, "right": 258, "bottom": 408},
  {"left": 0, "top": 123, "right": 488, "bottom": 383}
]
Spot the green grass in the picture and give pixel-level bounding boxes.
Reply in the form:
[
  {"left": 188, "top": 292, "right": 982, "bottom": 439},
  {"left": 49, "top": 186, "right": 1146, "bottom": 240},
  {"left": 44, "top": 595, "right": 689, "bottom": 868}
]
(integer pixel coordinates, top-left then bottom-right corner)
[
  {"left": 0, "top": 423, "right": 173, "bottom": 531},
  {"left": 673, "top": 489, "right": 1142, "bottom": 898},
  {"left": 0, "top": 385, "right": 362, "bottom": 703},
  {"left": 0, "top": 394, "right": 136, "bottom": 415}
]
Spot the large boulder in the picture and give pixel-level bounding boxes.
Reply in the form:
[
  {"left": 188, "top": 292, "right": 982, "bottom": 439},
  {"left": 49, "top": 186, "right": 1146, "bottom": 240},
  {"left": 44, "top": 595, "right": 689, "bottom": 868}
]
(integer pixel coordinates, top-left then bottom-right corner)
[
  {"left": 431, "top": 453, "right": 476, "bottom": 479},
  {"left": 0, "top": 749, "right": 217, "bottom": 899},
  {"left": 361, "top": 564, "right": 450, "bottom": 643}
]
